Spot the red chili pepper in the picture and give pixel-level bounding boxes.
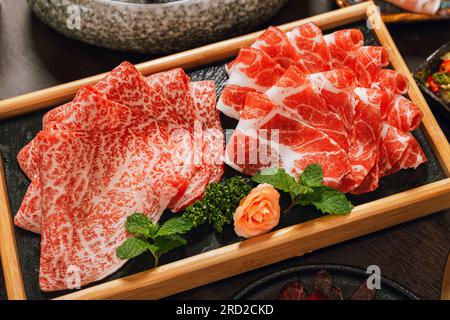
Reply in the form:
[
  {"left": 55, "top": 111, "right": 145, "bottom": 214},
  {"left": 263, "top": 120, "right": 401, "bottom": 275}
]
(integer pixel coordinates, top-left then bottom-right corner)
[
  {"left": 427, "top": 75, "right": 440, "bottom": 92},
  {"left": 440, "top": 60, "right": 450, "bottom": 73}
]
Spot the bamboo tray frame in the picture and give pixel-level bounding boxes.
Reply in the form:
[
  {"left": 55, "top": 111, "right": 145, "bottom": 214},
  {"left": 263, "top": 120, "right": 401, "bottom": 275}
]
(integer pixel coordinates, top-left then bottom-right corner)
[{"left": 0, "top": 2, "right": 449, "bottom": 300}]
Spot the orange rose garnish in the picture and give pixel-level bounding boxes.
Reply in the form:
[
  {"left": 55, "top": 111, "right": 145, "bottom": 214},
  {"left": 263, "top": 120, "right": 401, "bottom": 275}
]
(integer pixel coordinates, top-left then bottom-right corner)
[{"left": 233, "top": 183, "right": 281, "bottom": 239}]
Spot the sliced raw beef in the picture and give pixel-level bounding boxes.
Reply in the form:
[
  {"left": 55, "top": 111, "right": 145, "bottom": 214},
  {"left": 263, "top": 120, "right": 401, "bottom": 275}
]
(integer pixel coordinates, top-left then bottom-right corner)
[
  {"left": 339, "top": 88, "right": 382, "bottom": 193},
  {"left": 373, "top": 69, "right": 409, "bottom": 98},
  {"left": 225, "top": 93, "right": 350, "bottom": 188},
  {"left": 355, "top": 46, "right": 389, "bottom": 88},
  {"left": 94, "top": 62, "right": 181, "bottom": 121},
  {"left": 15, "top": 87, "right": 137, "bottom": 234},
  {"left": 378, "top": 123, "right": 410, "bottom": 175},
  {"left": 145, "top": 68, "right": 196, "bottom": 126},
  {"left": 351, "top": 162, "right": 381, "bottom": 195},
  {"left": 16, "top": 83, "right": 212, "bottom": 232},
  {"left": 378, "top": 122, "right": 426, "bottom": 175},
  {"left": 278, "top": 281, "right": 306, "bottom": 300},
  {"left": 308, "top": 68, "right": 356, "bottom": 134},
  {"left": 227, "top": 26, "right": 300, "bottom": 74},
  {"left": 170, "top": 81, "right": 224, "bottom": 212},
  {"left": 384, "top": 132, "right": 427, "bottom": 175},
  {"left": 217, "top": 47, "right": 286, "bottom": 119},
  {"left": 354, "top": 123, "right": 426, "bottom": 194},
  {"left": 385, "top": 94, "right": 423, "bottom": 132},
  {"left": 14, "top": 181, "right": 42, "bottom": 234},
  {"left": 324, "top": 29, "right": 364, "bottom": 71},
  {"left": 17, "top": 64, "right": 223, "bottom": 235},
  {"left": 36, "top": 127, "right": 193, "bottom": 291},
  {"left": 286, "top": 22, "right": 332, "bottom": 73},
  {"left": 45, "top": 86, "right": 134, "bottom": 132},
  {"left": 265, "top": 65, "right": 349, "bottom": 152},
  {"left": 189, "top": 81, "right": 224, "bottom": 184},
  {"left": 15, "top": 60, "right": 223, "bottom": 291},
  {"left": 44, "top": 62, "right": 167, "bottom": 126},
  {"left": 217, "top": 24, "right": 426, "bottom": 195}
]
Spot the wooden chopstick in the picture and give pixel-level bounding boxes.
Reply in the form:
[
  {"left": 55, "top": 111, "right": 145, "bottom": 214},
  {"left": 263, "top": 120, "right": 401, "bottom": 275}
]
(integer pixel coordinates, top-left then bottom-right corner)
[{"left": 0, "top": 155, "right": 27, "bottom": 300}]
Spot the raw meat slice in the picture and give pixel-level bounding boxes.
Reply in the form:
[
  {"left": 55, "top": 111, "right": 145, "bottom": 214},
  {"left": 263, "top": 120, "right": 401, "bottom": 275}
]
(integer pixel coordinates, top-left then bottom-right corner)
[
  {"left": 225, "top": 93, "right": 350, "bottom": 188},
  {"left": 227, "top": 26, "right": 300, "bottom": 74},
  {"left": 16, "top": 87, "right": 141, "bottom": 233},
  {"left": 355, "top": 124, "right": 426, "bottom": 194},
  {"left": 355, "top": 46, "right": 389, "bottom": 88},
  {"left": 16, "top": 87, "right": 137, "bottom": 232},
  {"left": 16, "top": 77, "right": 216, "bottom": 233},
  {"left": 351, "top": 161, "right": 381, "bottom": 195},
  {"left": 43, "top": 62, "right": 167, "bottom": 126},
  {"left": 378, "top": 122, "right": 426, "bottom": 175},
  {"left": 378, "top": 122, "right": 410, "bottom": 175},
  {"left": 17, "top": 139, "right": 40, "bottom": 181},
  {"left": 339, "top": 88, "right": 382, "bottom": 193},
  {"left": 14, "top": 181, "right": 42, "bottom": 234},
  {"left": 324, "top": 29, "right": 364, "bottom": 71},
  {"left": 372, "top": 69, "right": 409, "bottom": 119},
  {"left": 249, "top": 26, "right": 301, "bottom": 69},
  {"left": 372, "top": 69, "right": 409, "bottom": 97},
  {"left": 189, "top": 81, "right": 224, "bottom": 184},
  {"left": 217, "top": 47, "right": 286, "bottom": 119},
  {"left": 23, "top": 82, "right": 133, "bottom": 179},
  {"left": 286, "top": 22, "right": 332, "bottom": 73},
  {"left": 385, "top": 94, "right": 423, "bottom": 132},
  {"left": 308, "top": 68, "right": 356, "bottom": 134},
  {"left": 170, "top": 81, "right": 224, "bottom": 212},
  {"left": 265, "top": 65, "right": 349, "bottom": 151},
  {"left": 384, "top": 133, "right": 427, "bottom": 175},
  {"left": 44, "top": 85, "right": 134, "bottom": 132},
  {"left": 146, "top": 68, "right": 196, "bottom": 126},
  {"left": 37, "top": 124, "right": 193, "bottom": 291},
  {"left": 93, "top": 61, "right": 170, "bottom": 119},
  {"left": 278, "top": 281, "right": 306, "bottom": 300}
]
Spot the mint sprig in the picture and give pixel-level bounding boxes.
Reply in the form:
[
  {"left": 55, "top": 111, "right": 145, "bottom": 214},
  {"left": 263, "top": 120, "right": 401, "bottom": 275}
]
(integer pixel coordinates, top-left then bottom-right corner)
[
  {"left": 252, "top": 164, "right": 353, "bottom": 215},
  {"left": 253, "top": 168, "right": 313, "bottom": 201},
  {"left": 117, "top": 213, "right": 193, "bottom": 266}
]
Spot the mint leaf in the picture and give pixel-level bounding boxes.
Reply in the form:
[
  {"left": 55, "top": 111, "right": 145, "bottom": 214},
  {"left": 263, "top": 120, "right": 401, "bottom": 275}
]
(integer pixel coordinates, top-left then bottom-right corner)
[
  {"left": 116, "top": 237, "right": 150, "bottom": 259},
  {"left": 300, "top": 163, "right": 323, "bottom": 187},
  {"left": 154, "top": 234, "right": 187, "bottom": 255},
  {"left": 156, "top": 216, "right": 193, "bottom": 237},
  {"left": 147, "top": 244, "right": 160, "bottom": 256},
  {"left": 253, "top": 168, "right": 312, "bottom": 200},
  {"left": 297, "top": 187, "right": 352, "bottom": 215},
  {"left": 125, "top": 213, "right": 158, "bottom": 238}
]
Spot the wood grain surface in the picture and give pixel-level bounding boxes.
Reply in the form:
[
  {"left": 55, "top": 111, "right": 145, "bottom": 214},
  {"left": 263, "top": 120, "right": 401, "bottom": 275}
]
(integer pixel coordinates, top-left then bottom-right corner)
[{"left": 0, "top": 0, "right": 449, "bottom": 300}]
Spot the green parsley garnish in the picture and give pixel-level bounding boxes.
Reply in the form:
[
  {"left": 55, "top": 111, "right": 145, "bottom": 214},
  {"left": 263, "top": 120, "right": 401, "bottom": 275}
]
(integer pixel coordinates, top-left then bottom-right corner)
[{"left": 182, "top": 176, "right": 252, "bottom": 232}]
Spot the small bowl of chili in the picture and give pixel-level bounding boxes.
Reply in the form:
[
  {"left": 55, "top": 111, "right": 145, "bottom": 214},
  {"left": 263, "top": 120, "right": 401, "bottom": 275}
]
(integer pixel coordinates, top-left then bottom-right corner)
[{"left": 414, "top": 41, "right": 450, "bottom": 121}]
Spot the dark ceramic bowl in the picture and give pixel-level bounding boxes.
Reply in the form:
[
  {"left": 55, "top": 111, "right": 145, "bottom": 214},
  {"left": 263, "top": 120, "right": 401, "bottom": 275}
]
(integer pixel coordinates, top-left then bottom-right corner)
[
  {"left": 413, "top": 42, "right": 450, "bottom": 120},
  {"left": 233, "top": 264, "right": 419, "bottom": 300},
  {"left": 27, "top": 0, "right": 288, "bottom": 53}
]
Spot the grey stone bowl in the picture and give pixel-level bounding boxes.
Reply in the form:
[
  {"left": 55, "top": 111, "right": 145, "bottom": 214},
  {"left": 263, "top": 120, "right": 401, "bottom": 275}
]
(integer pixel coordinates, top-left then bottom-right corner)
[{"left": 27, "top": 0, "right": 288, "bottom": 53}]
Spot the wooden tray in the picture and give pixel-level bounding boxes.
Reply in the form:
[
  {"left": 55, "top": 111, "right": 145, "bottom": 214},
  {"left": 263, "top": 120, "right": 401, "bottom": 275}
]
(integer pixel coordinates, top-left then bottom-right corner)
[
  {"left": 1, "top": 1, "right": 449, "bottom": 300},
  {"left": 337, "top": 0, "right": 450, "bottom": 23}
]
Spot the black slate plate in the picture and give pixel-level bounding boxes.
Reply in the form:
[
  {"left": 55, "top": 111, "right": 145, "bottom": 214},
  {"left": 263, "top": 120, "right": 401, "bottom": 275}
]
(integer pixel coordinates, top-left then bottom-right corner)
[
  {"left": 232, "top": 264, "right": 419, "bottom": 300},
  {"left": 0, "top": 22, "right": 446, "bottom": 300},
  {"left": 413, "top": 42, "right": 450, "bottom": 122}
]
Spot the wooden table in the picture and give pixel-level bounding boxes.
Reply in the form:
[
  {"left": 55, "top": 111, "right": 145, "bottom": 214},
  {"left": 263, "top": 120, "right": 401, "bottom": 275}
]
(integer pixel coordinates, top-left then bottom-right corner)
[{"left": 0, "top": 0, "right": 449, "bottom": 300}]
